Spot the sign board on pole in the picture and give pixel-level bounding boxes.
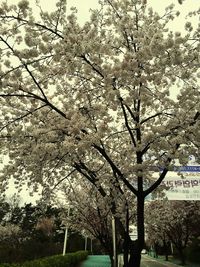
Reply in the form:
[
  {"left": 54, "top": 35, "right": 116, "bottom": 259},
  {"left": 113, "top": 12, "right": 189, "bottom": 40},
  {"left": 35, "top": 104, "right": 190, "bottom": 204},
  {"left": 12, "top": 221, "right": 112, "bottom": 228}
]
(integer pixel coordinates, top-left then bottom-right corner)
[
  {"left": 129, "top": 225, "right": 137, "bottom": 241},
  {"left": 162, "top": 166, "right": 200, "bottom": 200}
]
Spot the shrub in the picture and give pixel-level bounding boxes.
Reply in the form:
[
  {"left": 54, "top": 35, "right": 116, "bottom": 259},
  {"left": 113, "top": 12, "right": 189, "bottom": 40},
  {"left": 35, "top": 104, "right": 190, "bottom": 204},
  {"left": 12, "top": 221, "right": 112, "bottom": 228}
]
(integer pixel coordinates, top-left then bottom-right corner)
[
  {"left": 0, "top": 264, "right": 18, "bottom": 267},
  {"left": 0, "top": 251, "right": 88, "bottom": 267}
]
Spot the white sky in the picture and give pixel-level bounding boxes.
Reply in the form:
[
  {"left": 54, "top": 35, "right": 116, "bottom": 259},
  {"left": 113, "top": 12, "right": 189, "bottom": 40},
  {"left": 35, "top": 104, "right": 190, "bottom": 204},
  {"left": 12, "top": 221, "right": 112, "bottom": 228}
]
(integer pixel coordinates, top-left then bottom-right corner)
[
  {"left": 2, "top": 0, "right": 200, "bottom": 203},
  {"left": 6, "top": 0, "right": 200, "bottom": 28},
  {"left": 44, "top": 0, "right": 198, "bottom": 28}
]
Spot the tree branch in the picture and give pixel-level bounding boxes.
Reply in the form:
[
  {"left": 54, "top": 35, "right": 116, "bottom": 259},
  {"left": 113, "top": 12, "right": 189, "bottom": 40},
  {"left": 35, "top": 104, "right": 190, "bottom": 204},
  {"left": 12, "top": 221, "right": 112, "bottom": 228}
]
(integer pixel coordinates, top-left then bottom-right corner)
[
  {"left": 93, "top": 143, "right": 138, "bottom": 196},
  {"left": 120, "top": 99, "right": 137, "bottom": 147},
  {"left": 52, "top": 169, "right": 77, "bottom": 190},
  {"left": 80, "top": 55, "right": 104, "bottom": 79},
  {"left": 140, "top": 112, "right": 163, "bottom": 125},
  {"left": 0, "top": 15, "right": 64, "bottom": 39}
]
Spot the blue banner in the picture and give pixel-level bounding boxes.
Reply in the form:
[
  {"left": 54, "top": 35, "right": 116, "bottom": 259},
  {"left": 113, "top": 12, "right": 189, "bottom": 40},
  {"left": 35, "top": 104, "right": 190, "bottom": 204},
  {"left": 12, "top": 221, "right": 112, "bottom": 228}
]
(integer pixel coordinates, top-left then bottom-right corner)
[{"left": 173, "top": 166, "right": 200, "bottom": 172}]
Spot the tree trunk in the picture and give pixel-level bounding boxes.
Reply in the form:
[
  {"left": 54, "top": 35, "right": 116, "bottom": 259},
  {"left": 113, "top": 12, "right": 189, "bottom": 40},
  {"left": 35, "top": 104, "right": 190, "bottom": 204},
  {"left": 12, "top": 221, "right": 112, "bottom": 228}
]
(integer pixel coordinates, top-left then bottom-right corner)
[
  {"left": 163, "top": 240, "right": 169, "bottom": 261},
  {"left": 127, "top": 240, "right": 141, "bottom": 267},
  {"left": 109, "top": 254, "right": 114, "bottom": 267},
  {"left": 123, "top": 235, "right": 129, "bottom": 267},
  {"left": 124, "top": 196, "right": 145, "bottom": 267},
  {"left": 118, "top": 183, "right": 145, "bottom": 267},
  {"left": 123, "top": 205, "right": 130, "bottom": 267},
  {"left": 178, "top": 247, "right": 186, "bottom": 266}
]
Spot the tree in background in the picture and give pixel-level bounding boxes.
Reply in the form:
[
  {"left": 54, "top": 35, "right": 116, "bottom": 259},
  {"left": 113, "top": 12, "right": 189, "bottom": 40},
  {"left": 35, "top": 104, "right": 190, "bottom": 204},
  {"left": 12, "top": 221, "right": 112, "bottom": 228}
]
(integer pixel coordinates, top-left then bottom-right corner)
[
  {"left": 0, "top": 198, "right": 65, "bottom": 262},
  {"left": 0, "top": 0, "right": 199, "bottom": 266},
  {"left": 0, "top": 223, "right": 22, "bottom": 247},
  {"left": 60, "top": 181, "right": 135, "bottom": 265},
  {"left": 36, "top": 217, "right": 55, "bottom": 242},
  {"left": 0, "top": 200, "right": 10, "bottom": 222},
  {"left": 145, "top": 200, "right": 200, "bottom": 265}
]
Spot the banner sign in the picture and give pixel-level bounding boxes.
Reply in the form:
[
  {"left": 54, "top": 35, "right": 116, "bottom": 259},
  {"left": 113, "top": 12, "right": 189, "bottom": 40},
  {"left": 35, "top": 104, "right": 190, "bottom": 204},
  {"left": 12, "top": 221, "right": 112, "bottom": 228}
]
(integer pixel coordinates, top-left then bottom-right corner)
[
  {"left": 162, "top": 169, "right": 200, "bottom": 200},
  {"left": 173, "top": 166, "right": 200, "bottom": 172}
]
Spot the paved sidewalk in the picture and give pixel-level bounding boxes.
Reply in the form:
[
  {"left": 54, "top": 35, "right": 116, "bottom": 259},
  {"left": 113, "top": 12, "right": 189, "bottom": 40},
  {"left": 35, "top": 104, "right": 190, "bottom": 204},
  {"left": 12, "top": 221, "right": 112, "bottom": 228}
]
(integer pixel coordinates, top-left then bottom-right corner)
[
  {"left": 142, "top": 255, "right": 200, "bottom": 267},
  {"left": 80, "top": 255, "right": 111, "bottom": 267},
  {"left": 142, "top": 255, "right": 183, "bottom": 267},
  {"left": 80, "top": 254, "right": 199, "bottom": 267},
  {"left": 118, "top": 254, "right": 199, "bottom": 267}
]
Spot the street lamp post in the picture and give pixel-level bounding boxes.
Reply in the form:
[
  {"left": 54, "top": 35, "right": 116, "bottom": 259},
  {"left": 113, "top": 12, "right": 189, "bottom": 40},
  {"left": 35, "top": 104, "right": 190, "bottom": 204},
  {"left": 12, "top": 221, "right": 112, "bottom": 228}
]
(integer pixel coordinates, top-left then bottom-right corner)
[{"left": 112, "top": 216, "right": 117, "bottom": 267}]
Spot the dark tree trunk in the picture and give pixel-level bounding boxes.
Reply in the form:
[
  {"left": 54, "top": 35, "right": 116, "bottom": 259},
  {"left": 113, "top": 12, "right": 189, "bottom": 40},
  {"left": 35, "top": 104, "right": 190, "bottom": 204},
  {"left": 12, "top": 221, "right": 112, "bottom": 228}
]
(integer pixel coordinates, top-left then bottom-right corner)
[
  {"left": 123, "top": 204, "right": 130, "bottom": 267},
  {"left": 123, "top": 235, "right": 129, "bottom": 267},
  {"left": 127, "top": 240, "right": 141, "bottom": 267},
  {"left": 124, "top": 195, "right": 145, "bottom": 267},
  {"left": 178, "top": 247, "right": 186, "bottom": 266},
  {"left": 163, "top": 240, "right": 169, "bottom": 261},
  {"left": 137, "top": 195, "right": 145, "bottom": 251},
  {"left": 116, "top": 176, "right": 145, "bottom": 267},
  {"left": 109, "top": 254, "right": 114, "bottom": 267}
]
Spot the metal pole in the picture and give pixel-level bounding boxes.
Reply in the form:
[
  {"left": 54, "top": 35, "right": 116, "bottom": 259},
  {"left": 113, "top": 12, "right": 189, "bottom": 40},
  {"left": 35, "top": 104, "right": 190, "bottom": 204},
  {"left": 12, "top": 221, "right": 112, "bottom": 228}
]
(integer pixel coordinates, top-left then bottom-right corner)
[
  {"left": 112, "top": 216, "right": 117, "bottom": 267},
  {"left": 171, "top": 242, "right": 174, "bottom": 255},
  {"left": 62, "top": 206, "right": 70, "bottom": 256},
  {"left": 91, "top": 238, "right": 93, "bottom": 254},
  {"left": 85, "top": 236, "right": 88, "bottom": 251},
  {"left": 62, "top": 227, "right": 68, "bottom": 256}
]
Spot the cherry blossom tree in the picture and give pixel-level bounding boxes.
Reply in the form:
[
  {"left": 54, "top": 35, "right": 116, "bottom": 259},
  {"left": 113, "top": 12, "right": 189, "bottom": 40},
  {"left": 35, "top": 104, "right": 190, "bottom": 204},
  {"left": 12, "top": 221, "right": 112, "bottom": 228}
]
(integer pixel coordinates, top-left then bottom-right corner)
[
  {"left": 60, "top": 180, "right": 136, "bottom": 266},
  {"left": 58, "top": 177, "right": 136, "bottom": 267},
  {"left": 145, "top": 200, "right": 173, "bottom": 261},
  {"left": 0, "top": 0, "right": 199, "bottom": 266},
  {"left": 145, "top": 200, "right": 200, "bottom": 265},
  {"left": 61, "top": 183, "right": 115, "bottom": 264}
]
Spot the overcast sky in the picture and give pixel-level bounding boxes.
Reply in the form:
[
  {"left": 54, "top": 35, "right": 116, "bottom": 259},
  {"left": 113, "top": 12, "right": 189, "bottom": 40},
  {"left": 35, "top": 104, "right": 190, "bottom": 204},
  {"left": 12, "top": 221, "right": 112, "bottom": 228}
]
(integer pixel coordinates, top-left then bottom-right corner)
[
  {"left": 6, "top": 0, "right": 199, "bottom": 29},
  {"left": 48, "top": 0, "right": 196, "bottom": 28}
]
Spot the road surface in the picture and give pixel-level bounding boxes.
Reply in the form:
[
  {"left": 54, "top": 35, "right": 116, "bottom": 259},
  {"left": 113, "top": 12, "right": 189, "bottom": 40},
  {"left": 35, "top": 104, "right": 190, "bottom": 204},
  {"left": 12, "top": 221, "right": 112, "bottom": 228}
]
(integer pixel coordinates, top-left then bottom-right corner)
[{"left": 141, "top": 255, "right": 180, "bottom": 267}]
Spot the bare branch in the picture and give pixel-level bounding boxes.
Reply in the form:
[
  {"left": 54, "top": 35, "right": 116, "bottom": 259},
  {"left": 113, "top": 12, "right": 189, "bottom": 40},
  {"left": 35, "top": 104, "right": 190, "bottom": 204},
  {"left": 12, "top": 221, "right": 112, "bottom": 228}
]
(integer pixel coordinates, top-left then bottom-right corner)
[{"left": 93, "top": 143, "right": 138, "bottom": 196}]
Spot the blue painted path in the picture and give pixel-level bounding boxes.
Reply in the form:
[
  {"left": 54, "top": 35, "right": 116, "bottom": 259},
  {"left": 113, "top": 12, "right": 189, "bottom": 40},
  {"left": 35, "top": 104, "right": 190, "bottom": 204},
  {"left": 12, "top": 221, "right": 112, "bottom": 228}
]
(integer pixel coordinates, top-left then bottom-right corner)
[{"left": 80, "top": 255, "right": 111, "bottom": 267}]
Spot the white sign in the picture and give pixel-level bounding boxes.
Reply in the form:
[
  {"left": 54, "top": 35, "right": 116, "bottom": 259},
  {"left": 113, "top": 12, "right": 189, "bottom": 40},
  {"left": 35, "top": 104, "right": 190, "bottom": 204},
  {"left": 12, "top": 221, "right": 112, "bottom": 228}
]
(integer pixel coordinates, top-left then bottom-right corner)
[
  {"left": 162, "top": 169, "right": 200, "bottom": 200},
  {"left": 129, "top": 225, "right": 137, "bottom": 241}
]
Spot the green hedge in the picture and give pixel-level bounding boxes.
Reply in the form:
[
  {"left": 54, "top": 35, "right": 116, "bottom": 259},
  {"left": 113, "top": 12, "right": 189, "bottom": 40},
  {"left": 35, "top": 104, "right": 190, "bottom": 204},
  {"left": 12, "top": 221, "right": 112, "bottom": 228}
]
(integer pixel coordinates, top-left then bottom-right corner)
[{"left": 0, "top": 251, "right": 88, "bottom": 267}]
